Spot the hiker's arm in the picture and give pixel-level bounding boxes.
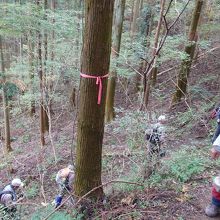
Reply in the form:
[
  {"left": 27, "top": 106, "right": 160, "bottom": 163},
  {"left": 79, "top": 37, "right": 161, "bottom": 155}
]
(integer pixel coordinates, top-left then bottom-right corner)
[
  {"left": 2, "top": 194, "right": 14, "bottom": 207},
  {"left": 67, "top": 172, "right": 75, "bottom": 190},
  {"left": 145, "top": 126, "right": 153, "bottom": 141},
  {"left": 56, "top": 172, "right": 66, "bottom": 186},
  {"left": 212, "top": 135, "right": 220, "bottom": 160}
]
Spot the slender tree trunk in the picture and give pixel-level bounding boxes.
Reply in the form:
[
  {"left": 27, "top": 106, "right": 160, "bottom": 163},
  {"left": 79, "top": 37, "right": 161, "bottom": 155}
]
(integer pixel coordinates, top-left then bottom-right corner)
[
  {"left": 172, "top": 0, "right": 203, "bottom": 104},
  {"left": 51, "top": 0, "right": 55, "bottom": 71},
  {"left": 144, "top": 0, "right": 165, "bottom": 108},
  {"left": 75, "top": 0, "right": 114, "bottom": 198},
  {"left": 70, "top": 0, "right": 82, "bottom": 110},
  {"left": 0, "top": 36, "right": 12, "bottom": 153},
  {"left": 43, "top": 0, "right": 49, "bottom": 132},
  {"left": 130, "top": 0, "right": 135, "bottom": 31},
  {"left": 28, "top": 30, "right": 36, "bottom": 116},
  {"left": 140, "top": 0, "right": 144, "bottom": 11},
  {"left": 49, "top": 0, "right": 56, "bottom": 114},
  {"left": 130, "top": 0, "right": 141, "bottom": 38},
  {"left": 105, "top": 0, "right": 126, "bottom": 122},
  {"left": 134, "top": 0, "right": 154, "bottom": 93},
  {"left": 69, "top": 87, "right": 76, "bottom": 110},
  {"left": 20, "top": 37, "right": 23, "bottom": 62},
  {"left": 39, "top": 39, "right": 45, "bottom": 147},
  {"left": 36, "top": 0, "right": 45, "bottom": 146},
  {"left": 134, "top": 66, "right": 142, "bottom": 93}
]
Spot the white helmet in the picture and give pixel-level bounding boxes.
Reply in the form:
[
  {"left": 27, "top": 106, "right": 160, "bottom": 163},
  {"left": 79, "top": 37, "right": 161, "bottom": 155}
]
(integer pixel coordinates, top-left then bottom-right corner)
[
  {"left": 67, "top": 164, "right": 74, "bottom": 171},
  {"left": 158, "top": 115, "right": 166, "bottom": 122},
  {"left": 11, "top": 178, "right": 24, "bottom": 187}
]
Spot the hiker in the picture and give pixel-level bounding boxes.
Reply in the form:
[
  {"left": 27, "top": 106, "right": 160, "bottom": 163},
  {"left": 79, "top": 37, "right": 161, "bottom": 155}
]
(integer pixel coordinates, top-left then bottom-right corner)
[
  {"left": 205, "top": 135, "right": 220, "bottom": 217},
  {"left": 142, "top": 115, "right": 167, "bottom": 179},
  {"left": 210, "top": 105, "right": 220, "bottom": 143},
  {"left": 54, "top": 165, "right": 75, "bottom": 208},
  {"left": 145, "top": 115, "right": 167, "bottom": 158},
  {"left": 0, "top": 178, "right": 24, "bottom": 215}
]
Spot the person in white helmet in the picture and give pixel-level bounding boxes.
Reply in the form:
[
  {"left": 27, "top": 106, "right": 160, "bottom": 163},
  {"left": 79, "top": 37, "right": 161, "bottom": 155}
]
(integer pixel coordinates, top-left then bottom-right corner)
[
  {"left": 143, "top": 115, "right": 167, "bottom": 179},
  {"left": 0, "top": 178, "right": 24, "bottom": 215},
  {"left": 145, "top": 115, "right": 167, "bottom": 158},
  {"left": 54, "top": 165, "right": 75, "bottom": 208}
]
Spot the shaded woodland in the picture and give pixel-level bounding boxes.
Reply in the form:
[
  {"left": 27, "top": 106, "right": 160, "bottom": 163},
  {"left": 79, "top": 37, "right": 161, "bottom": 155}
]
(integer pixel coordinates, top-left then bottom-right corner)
[{"left": 0, "top": 0, "right": 220, "bottom": 219}]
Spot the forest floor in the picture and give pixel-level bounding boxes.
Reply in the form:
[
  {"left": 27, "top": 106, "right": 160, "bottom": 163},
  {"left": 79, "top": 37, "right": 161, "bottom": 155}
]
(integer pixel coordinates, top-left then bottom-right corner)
[{"left": 0, "top": 44, "right": 220, "bottom": 220}]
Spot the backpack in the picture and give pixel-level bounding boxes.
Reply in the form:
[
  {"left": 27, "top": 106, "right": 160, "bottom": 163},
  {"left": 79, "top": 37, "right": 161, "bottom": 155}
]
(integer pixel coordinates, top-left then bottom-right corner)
[
  {"left": 145, "top": 128, "right": 161, "bottom": 145},
  {"left": 0, "top": 185, "right": 16, "bottom": 202}
]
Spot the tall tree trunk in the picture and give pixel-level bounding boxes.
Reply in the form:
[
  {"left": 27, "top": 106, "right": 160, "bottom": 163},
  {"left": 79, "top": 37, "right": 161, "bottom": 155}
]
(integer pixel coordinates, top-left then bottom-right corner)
[
  {"left": 49, "top": 0, "right": 56, "bottom": 114},
  {"left": 144, "top": 0, "right": 165, "bottom": 108},
  {"left": 105, "top": 0, "right": 126, "bottom": 122},
  {"left": 140, "top": 0, "right": 144, "bottom": 11},
  {"left": 130, "top": 0, "right": 141, "bottom": 38},
  {"left": 75, "top": 0, "right": 114, "bottom": 198},
  {"left": 36, "top": 0, "right": 45, "bottom": 146},
  {"left": 43, "top": 0, "right": 49, "bottom": 132},
  {"left": 130, "top": 0, "right": 135, "bottom": 31},
  {"left": 172, "top": 0, "right": 203, "bottom": 104},
  {"left": 70, "top": 0, "right": 82, "bottom": 110},
  {"left": 0, "top": 36, "right": 12, "bottom": 153},
  {"left": 134, "top": 0, "right": 154, "bottom": 93},
  {"left": 28, "top": 30, "right": 35, "bottom": 116}
]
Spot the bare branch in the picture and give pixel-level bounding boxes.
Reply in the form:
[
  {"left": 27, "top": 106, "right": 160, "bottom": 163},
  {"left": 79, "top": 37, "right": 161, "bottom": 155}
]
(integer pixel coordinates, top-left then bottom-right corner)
[
  {"left": 164, "top": 0, "right": 174, "bottom": 17},
  {"left": 140, "top": 0, "right": 191, "bottom": 108},
  {"left": 111, "top": 47, "right": 143, "bottom": 77},
  {"left": 42, "top": 180, "right": 143, "bottom": 220},
  {"left": 163, "top": 15, "right": 168, "bottom": 30},
  {"left": 168, "top": 0, "right": 191, "bottom": 30},
  {"left": 157, "top": 46, "right": 220, "bottom": 76},
  {"left": 143, "top": 0, "right": 192, "bottom": 77}
]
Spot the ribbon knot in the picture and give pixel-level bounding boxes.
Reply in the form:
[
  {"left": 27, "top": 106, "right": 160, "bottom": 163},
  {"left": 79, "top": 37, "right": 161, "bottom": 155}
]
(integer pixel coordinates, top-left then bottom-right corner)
[
  {"left": 80, "top": 73, "right": 108, "bottom": 105},
  {"left": 96, "top": 76, "right": 101, "bottom": 85}
]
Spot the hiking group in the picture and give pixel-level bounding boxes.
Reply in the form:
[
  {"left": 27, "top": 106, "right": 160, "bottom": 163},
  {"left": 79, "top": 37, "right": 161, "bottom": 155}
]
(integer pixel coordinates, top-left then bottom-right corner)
[
  {"left": 0, "top": 165, "right": 74, "bottom": 219},
  {"left": 144, "top": 109, "right": 220, "bottom": 218},
  {"left": 1, "top": 108, "right": 220, "bottom": 218}
]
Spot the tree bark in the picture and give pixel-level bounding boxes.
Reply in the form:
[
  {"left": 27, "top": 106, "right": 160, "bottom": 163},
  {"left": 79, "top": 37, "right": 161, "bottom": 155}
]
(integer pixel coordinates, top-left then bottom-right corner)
[
  {"left": 105, "top": 0, "right": 126, "bottom": 122},
  {"left": 75, "top": 0, "right": 114, "bottom": 198},
  {"left": 172, "top": 0, "right": 203, "bottom": 104},
  {"left": 130, "top": 0, "right": 141, "bottom": 38},
  {"left": 0, "top": 36, "right": 12, "bottom": 153}
]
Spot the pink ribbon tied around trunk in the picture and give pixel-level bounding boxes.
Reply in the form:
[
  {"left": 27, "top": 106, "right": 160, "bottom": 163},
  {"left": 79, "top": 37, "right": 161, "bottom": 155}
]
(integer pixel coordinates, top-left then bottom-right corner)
[{"left": 80, "top": 73, "right": 108, "bottom": 105}]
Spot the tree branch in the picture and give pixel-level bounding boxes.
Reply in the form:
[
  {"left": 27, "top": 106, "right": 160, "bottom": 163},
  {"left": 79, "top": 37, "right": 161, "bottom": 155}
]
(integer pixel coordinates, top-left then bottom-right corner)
[
  {"left": 42, "top": 180, "right": 143, "bottom": 220},
  {"left": 143, "top": 0, "right": 192, "bottom": 78}
]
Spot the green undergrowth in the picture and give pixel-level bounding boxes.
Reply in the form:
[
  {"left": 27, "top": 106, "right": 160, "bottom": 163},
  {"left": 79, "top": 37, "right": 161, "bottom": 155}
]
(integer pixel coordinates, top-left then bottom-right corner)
[
  {"left": 147, "top": 144, "right": 218, "bottom": 189},
  {"left": 171, "top": 100, "right": 215, "bottom": 138},
  {"left": 31, "top": 205, "right": 75, "bottom": 220},
  {"left": 25, "top": 182, "right": 39, "bottom": 199}
]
